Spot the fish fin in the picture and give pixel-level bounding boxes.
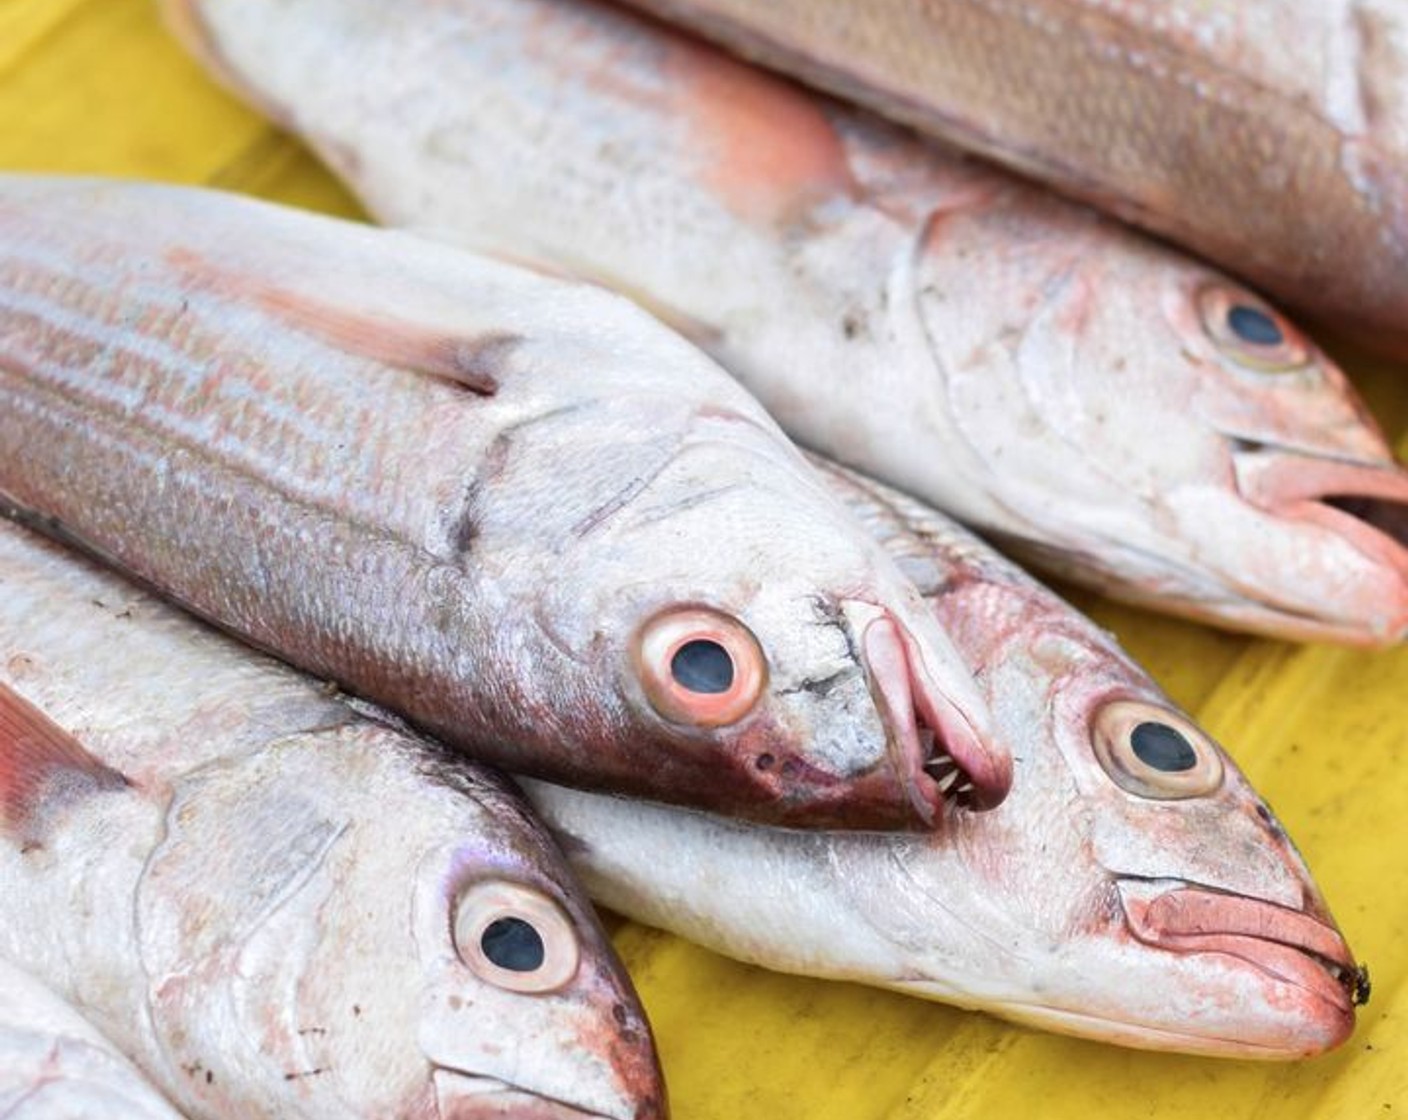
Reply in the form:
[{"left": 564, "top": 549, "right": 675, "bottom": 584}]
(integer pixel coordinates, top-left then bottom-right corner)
[
  {"left": 253, "top": 285, "right": 513, "bottom": 395},
  {"left": 0, "top": 683, "right": 128, "bottom": 839},
  {"left": 165, "top": 247, "right": 515, "bottom": 395}
]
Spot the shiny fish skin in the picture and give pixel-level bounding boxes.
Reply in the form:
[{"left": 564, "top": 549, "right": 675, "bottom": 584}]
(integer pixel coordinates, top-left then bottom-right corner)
[
  {"left": 0, "top": 174, "right": 1009, "bottom": 829},
  {"left": 610, "top": 0, "right": 1408, "bottom": 358},
  {"left": 0, "top": 959, "right": 184, "bottom": 1120},
  {"left": 0, "top": 519, "right": 665, "bottom": 1120},
  {"left": 160, "top": 0, "right": 1408, "bottom": 645},
  {"left": 524, "top": 457, "right": 1362, "bottom": 1059}
]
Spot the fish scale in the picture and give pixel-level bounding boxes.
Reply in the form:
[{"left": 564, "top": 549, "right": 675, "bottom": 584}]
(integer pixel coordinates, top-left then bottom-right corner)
[
  {"left": 0, "top": 173, "right": 1011, "bottom": 827},
  {"left": 0, "top": 518, "right": 665, "bottom": 1120},
  {"left": 161, "top": 0, "right": 1408, "bottom": 645}
]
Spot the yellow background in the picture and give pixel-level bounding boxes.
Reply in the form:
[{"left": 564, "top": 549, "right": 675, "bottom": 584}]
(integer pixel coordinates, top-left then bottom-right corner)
[{"left": 3, "top": 0, "right": 1406, "bottom": 1114}]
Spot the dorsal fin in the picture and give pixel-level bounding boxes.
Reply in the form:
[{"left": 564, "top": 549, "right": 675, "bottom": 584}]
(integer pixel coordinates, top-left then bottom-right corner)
[
  {"left": 165, "top": 246, "right": 515, "bottom": 395},
  {"left": 0, "top": 683, "right": 128, "bottom": 839}
]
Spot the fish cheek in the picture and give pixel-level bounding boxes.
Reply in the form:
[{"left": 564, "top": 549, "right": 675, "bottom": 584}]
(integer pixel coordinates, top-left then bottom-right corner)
[{"left": 135, "top": 758, "right": 374, "bottom": 1109}]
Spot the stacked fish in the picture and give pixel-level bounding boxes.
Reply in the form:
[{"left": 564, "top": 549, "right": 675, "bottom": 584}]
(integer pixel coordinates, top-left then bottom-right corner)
[{"left": 1, "top": 0, "right": 1405, "bottom": 1115}]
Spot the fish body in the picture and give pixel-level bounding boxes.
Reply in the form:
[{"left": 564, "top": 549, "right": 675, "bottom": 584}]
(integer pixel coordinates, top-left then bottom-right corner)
[
  {"left": 525, "top": 457, "right": 1363, "bottom": 1058},
  {"left": 608, "top": 0, "right": 1408, "bottom": 358},
  {"left": 162, "top": 0, "right": 1408, "bottom": 645},
  {"left": 0, "top": 174, "right": 1009, "bottom": 827},
  {"left": 0, "top": 519, "right": 664, "bottom": 1120},
  {"left": 0, "top": 958, "right": 184, "bottom": 1120}
]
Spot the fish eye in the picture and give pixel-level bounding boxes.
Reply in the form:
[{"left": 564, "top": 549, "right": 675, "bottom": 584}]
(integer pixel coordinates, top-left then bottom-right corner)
[
  {"left": 1196, "top": 284, "right": 1312, "bottom": 372},
  {"left": 635, "top": 606, "right": 766, "bottom": 727},
  {"left": 1091, "top": 700, "right": 1224, "bottom": 800},
  {"left": 453, "top": 881, "right": 580, "bottom": 994}
]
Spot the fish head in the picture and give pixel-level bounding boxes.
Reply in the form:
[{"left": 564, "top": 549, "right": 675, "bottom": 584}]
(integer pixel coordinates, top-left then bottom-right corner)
[
  {"left": 476, "top": 339, "right": 1008, "bottom": 828},
  {"left": 912, "top": 208, "right": 1408, "bottom": 643},
  {"left": 409, "top": 765, "right": 665, "bottom": 1120},
  {"left": 860, "top": 572, "right": 1361, "bottom": 1057},
  {"left": 137, "top": 726, "right": 664, "bottom": 1119}
]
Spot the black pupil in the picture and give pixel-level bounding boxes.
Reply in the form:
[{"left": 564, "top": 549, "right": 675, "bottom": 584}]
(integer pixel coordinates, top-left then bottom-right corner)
[
  {"left": 1130, "top": 722, "right": 1198, "bottom": 773},
  {"left": 480, "top": 917, "right": 545, "bottom": 972},
  {"left": 1227, "top": 304, "right": 1284, "bottom": 346},
  {"left": 671, "top": 639, "right": 734, "bottom": 694}
]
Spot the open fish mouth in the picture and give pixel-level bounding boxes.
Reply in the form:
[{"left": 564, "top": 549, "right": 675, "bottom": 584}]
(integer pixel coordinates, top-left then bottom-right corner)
[
  {"left": 1232, "top": 442, "right": 1408, "bottom": 565},
  {"left": 843, "top": 601, "right": 1010, "bottom": 822},
  {"left": 433, "top": 1069, "right": 652, "bottom": 1119},
  {"left": 1230, "top": 442, "right": 1408, "bottom": 632},
  {"left": 1118, "top": 882, "right": 1367, "bottom": 1015}
]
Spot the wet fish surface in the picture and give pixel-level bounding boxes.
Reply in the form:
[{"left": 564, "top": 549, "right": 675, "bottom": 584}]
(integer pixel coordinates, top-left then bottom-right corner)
[
  {"left": 161, "top": 0, "right": 1408, "bottom": 645},
  {"left": 0, "top": 958, "right": 185, "bottom": 1120},
  {"left": 0, "top": 174, "right": 1010, "bottom": 828},
  {"left": 0, "top": 518, "right": 665, "bottom": 1120},
  {"left": 605, "top": 0, "right": 1408, "bottom": 359},
  {"left": 525, "top": 457, "right": 1366, "bottom": 1059}
]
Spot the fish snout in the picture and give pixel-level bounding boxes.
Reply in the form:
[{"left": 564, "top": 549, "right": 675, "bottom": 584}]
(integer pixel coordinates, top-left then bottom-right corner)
[
  {"left": 843, "top": 600, "right": 1010, "bottom": 824},
  {"left": 1119, "top": 882, "right": 1363, "bottom": 1053}
]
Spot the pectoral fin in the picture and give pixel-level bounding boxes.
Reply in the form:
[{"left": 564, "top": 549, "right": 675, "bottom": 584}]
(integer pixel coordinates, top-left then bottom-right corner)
[{"left": 0, "top": 683, "right": 128, "bottom": 841}]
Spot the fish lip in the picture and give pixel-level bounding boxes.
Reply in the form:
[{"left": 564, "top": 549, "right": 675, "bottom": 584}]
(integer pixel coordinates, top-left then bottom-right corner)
[
  {"left": 432, "top": 1068, "right": 645, "bottom": 1120},
  {"left": 1116, "top": 881, "right": 1363, "bottom": 1018},
  {"left": 843, "top": 600, "right": 1010, "bottom": 821},
  {"left": 1229, "top": 443, "right": 1408, "bottom": 627}
]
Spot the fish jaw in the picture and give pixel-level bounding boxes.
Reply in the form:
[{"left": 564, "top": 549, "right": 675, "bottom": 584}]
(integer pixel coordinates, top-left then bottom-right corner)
[
  {"left": 1224, "top": 445, "right": 1408, "bottom": 644},
  {"left": 843, "top": 600, "right": 1010, "bottom": 819},
  {"left": 1115, "top": 880, "right": 1360, "bottom": 1057},
  {"left": 433, "top": 1071, "right": 666, "bottom": 1119}
]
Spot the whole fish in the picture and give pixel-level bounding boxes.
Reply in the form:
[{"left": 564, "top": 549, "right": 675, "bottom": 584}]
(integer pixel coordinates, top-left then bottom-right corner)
[
  {"left": 606, "top": 0, "right": 1408, "bottom": 358},
  {"left": 160, "top": 0, "right": 1408, "bottom": 646},
  {"left": 0, "top": 519, "right": 665, "bottom": 1120},
  {"left": 0, "top": 959, "right": 184, "bottom": 1120},
  {"left": 0, "top": 174, "right": 1010, "bottom": 828},
  {"left": 524, "top": 458, "right": 1366, "bottom": 1058}
]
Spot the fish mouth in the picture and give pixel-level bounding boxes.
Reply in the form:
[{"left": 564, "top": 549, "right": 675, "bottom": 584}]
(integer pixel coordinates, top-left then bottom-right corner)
[
  {"left": 433, "top": 1069, "right": 657, "bottom": 1120},
  {"left": 1231, "top": 441, "right": 1408, "bottom": 638},
  {"left": 843, "top": 600, "right": 1010, "bottom": 823},
  {"left": 1118, "top": 882, "right": 1366, "bottom": 1021}
]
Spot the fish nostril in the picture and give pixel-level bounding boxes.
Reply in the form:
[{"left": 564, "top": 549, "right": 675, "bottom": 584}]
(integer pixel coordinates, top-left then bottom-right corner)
[{"left": 1229, "top": 436, "right": 1269, "bottom": 455}]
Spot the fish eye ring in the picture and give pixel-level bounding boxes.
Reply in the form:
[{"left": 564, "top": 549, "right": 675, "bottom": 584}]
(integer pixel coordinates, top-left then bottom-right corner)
[
  {"left": 1091, "top": 700, "right": 1224, "bottom": 800},
  {"left": 453, "top": 881, "right": 580, "bottom": 994},
  {"left": 635, "top": 606, "right": 767, "bottom": 727},
  {"left": 1196, "top": 284, "right": 1312, "bottom": 372}
]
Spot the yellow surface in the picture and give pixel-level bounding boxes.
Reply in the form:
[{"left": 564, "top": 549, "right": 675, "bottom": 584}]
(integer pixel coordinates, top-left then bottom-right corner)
[{"left": 3, "top": 2, "right": 1407, "bottom": 1115}]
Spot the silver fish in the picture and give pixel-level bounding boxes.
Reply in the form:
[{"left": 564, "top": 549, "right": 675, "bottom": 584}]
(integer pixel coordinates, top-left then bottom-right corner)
[
  {"left": 606, "top": 0, "right": 1408, "bottom": 360},
  {"left": 524, "top": 459, "right": 1365, "bottom": 1058},
  {"left": 158, "top": 0, "right": 1408, "bottom": 646},
  {"left": 0, "top": 958, "right": 184, "bottom": 1120},
  {"left": 0, "top": 519, "right": 665, "bottom": 1120},
  {"left": 0, "top": 174, "right": 1009, "bottom": 828}
]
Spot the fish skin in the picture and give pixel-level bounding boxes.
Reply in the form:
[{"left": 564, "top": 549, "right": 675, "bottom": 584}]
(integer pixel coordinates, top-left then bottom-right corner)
[
  {"left": 606, "top": 0, "right": 1408, "bottom": 360},
  {"left": 0, "top": 174, "right": 1009, "bottom": 828},
  {"left": 0, "top": 958, "right": 185, "bottom": 1120},
  {"left": 523, "top": 456, "right": 1362, "bottom": 1059},
  {"left": 0, "top": 519, "right": 665, "bottom": 1120},
  {"left": 159, "top": 0, "right": 1408, "bottom": 646}
]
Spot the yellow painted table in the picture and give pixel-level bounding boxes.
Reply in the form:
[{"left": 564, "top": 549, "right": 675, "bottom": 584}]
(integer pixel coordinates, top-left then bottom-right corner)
[{"left": 3, "top": 2, "right": 1406, "bottom": 1115}]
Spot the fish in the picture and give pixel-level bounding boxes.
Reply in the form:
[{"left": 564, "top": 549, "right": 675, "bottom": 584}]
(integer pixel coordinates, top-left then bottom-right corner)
[
  {"left": 0, "top": 517, "right": 665, "bottom": 1120},
  {"left": 0, "top": 174, "right": 1010, "bottom": 829},
  {"left": 0, "top": 957, "right": 185, "bottom": 1120},
  {"left": 599, "top": 0, "right": 1408, "bottom": 359},
  {"left": 157, "top": 0, "right": 1408, "bottom": 646},
  {"left": 522, "top": 457, "right": 1366, "bottom": 1058}
]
